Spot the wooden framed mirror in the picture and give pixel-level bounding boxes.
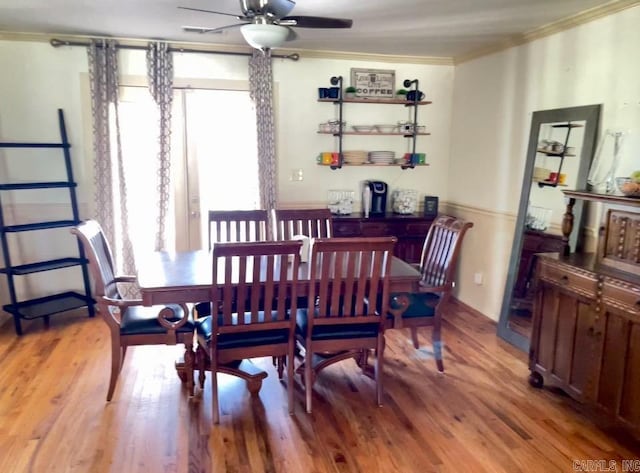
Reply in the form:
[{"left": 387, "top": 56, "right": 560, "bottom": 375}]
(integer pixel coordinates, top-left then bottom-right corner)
[{"left": 497, "top": 104, "right": 601, "bottom": 351}]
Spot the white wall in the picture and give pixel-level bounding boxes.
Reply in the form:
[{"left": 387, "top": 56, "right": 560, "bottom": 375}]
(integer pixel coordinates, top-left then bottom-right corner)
[
  {"left": 0, "top": 41, "right": 454, "bottom": 310},
  {"left": 448, "top": 5, "right": 640, "bottom": 320}
]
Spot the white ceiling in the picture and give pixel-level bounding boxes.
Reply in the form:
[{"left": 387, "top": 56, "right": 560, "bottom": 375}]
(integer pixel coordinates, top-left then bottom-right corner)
[{"left": 0, "top": 0, "right": 623, "bottom": 59}]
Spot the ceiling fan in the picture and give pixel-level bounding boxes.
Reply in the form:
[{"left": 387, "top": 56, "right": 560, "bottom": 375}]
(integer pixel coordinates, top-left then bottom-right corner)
[{"left": 179, "top": 0, "right": 353, "bottom": 50}]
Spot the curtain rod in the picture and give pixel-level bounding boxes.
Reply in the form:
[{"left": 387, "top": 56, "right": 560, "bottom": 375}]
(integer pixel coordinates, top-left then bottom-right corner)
[{"left": 49, "top": 38, "right": 300, "bottom": 61}]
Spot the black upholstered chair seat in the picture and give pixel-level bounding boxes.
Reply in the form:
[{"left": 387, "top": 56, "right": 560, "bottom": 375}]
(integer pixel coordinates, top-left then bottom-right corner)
[
  {"left": 296, "top": 308, "right": 379, "bottom": 341},
  {"left": 388, "top": 292, "right": 439, "bottom": 319},
  {"left": 119, "top": 304, "right": 194, "bottom": 336},
  {"left": 196, "top": 313, "right": 290, "bottom": 350}
]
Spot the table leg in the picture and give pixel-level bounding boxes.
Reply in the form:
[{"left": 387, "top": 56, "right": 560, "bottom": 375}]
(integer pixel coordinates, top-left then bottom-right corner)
[{"left": 175, "top": 357, "right": 267, "bottom": 395}]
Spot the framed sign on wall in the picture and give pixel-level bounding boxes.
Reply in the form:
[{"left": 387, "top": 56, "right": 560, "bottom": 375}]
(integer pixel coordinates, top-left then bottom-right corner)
[{"left": 350, "top": 68, "right": 395, "bottom": 99}]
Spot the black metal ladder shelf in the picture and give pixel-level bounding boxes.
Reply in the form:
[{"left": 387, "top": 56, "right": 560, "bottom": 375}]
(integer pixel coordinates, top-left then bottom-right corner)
[{"left": 0, "top": 109, "right": 94, "bottom": 335}]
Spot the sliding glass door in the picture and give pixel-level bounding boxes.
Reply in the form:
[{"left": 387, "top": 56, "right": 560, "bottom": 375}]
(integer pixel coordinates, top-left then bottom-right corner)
[{"left": 117, "top": 85, "right": 259, "bottom": 254}]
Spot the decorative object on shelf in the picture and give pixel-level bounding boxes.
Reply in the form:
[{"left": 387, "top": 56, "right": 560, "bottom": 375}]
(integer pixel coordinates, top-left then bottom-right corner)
[
  {"left": 395, "top": 89, "right": 408, "bottom": 100},
  {"left": 350, "top": 68, "right": 395, "bottom": 99},
  {"left": 392, "top": 189, "right": 418, "bottom": 214},
  {"left": 525, "top": 206, "right": 552, "bottom": 231},
  {"left": 374, "top": 124, "right": 396, "bottom": 133},
  {"left": 342, "top": 150, "right": 368, "bottom": 165},
  {"left": 327, "top": 87, "right": 340, "bottom": 99},
  {"left": 423, "top": 196, "right": 439, "bottom": 217},
  {"left": 327, "top": 189, "right": 355, "bottom": 215},
  {"left": 402, "top": 152, "right": 426, "bottom": 165},
  {"left": 344, "top": 86, "right": 357, "bottom": 99},
  {"left": 406, "top": 90, "right": 425, "bottom": 101},
  {"left": 587, "top": 129, "right": 626, "bottom": 194},
  {"left": 351, "top": 125, "right": 375, "bottom": 132},
  {"left": 318, "top": 152, "right": 340, "bottom": 166},
  {"left": 318, "top": 87, "right": 330, "bottom": 99},
  {"left": 368, "top": 150, "right": 395, "bottom": 165},
  {"left": 616, "top": 175, "right": 640, "bottom": 197}
]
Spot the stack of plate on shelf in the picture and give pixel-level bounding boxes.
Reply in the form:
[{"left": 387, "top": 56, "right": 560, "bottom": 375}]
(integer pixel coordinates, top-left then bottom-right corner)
[
  {"left": 342, "top": 150, "right": 368, "bottom": 165},
  {"left": 368, "top": 150, "right": 395, "bottom": 165}
]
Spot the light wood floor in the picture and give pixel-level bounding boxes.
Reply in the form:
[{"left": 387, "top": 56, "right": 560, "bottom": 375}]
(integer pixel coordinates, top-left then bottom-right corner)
[{"left": 1, "top": 302, "right": 638, "bottom": 473}]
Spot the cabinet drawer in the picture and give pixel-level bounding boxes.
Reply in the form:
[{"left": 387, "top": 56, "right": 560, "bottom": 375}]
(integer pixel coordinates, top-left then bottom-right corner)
[
  {"left": 602, "top": 279, "right": 640, "bottom": 314},
  {"left": 360, "top": 223, "right": 389, "bottom": 236},
  {"left": 333, "top": 222, "right": 361, "bottom": 237},
  {"left": 538, "top": 261, "right": 597, "bottom": 298},
  {"left": 405, "top": 223, "right": 430, "bottom": 235}
]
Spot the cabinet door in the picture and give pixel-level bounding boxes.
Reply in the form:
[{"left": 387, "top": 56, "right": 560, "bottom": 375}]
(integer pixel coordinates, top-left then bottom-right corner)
[
  {"left": 597, "top": 304, "right": 640, "bottom": 428},
  {"left": 531, "top": 281, "right": 602, "bottom": 400}
]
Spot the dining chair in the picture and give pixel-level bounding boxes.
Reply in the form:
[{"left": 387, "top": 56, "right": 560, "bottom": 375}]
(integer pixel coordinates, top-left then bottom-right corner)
[
  {"left": 207, "top": 209, "right": 268, "bottom": 249},
  {"left": 196, "top": 209, "right": 270, "bottom": 319},
  {"left": 71, "top": 220, "right": 195, "bottom": 401},
  {"left": 195, "top": 240, "right": 302, "bottom": 424},
  {"left": 387, "top": 215, "right": 473, "bottom": 372},
  {"left": 296, "top": 236, "right": 396, "bottom": 414},
  {"left": 272, "top": 208, "right": 333, "bottom": 240}
]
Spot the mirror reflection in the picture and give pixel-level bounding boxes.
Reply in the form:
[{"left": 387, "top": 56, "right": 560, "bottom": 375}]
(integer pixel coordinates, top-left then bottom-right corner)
[
  {"left": 508, "top": 120, "right": 586, "bottom": 339},
  {"left": 498, "top": 105, "right": 601, "bottom": 351}
]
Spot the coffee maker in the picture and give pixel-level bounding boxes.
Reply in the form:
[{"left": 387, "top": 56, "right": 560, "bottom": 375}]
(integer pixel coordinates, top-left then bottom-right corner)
[{"left": 363, "top": 180, "right": 388, "bottom": 217}]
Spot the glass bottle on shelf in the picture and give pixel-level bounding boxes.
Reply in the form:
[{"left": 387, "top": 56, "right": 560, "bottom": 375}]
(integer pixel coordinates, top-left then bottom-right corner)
[{"left": 587, "top": 129, "right": 626, "bottom": 194}]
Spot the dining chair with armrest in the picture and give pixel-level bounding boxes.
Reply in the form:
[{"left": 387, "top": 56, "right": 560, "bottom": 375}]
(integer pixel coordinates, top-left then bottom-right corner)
[
  {"left": 71, "top": 220, "right": 195, "bottom": 401},
  {"left": 296, "top": 236, "right": 396, "bottom": 414},
  {"left": 195, "top": 240, "right": 302, "bottom": 424},
  {"left": 387, "top": 215, "right": 473, "bottom": 372},
  {"left": 272, "top": 208, "right": 333, "bottom": 240}
]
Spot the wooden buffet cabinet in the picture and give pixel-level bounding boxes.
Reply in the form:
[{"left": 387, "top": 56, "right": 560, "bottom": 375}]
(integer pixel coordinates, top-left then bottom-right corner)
[
  {"left": 332, "top": 213, "right": 435, "bottom": 264},
  {"left": 529, "top": 190, "right": 640, "bottom": 434}
]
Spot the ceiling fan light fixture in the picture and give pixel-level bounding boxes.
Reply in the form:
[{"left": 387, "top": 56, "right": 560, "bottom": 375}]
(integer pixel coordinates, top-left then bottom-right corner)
[{"left": 240, "top": 23, "right": 288, "bottom": 50}]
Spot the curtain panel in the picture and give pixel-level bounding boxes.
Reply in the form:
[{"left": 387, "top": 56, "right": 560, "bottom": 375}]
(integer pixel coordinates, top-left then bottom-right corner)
[
  {"left": 87, "top": 39, "right": 136, "bottom": 277},
  {"left": 249, "top": 51, "right": 278, "bottom": 214},
  {"left": 146, "top": 42, "right": 174, "bottom": 251}
]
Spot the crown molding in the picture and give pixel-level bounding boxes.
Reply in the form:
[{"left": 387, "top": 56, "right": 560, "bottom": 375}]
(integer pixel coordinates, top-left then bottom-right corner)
[
  {"left": 454, "top": 0, "right": 640, "bottom": 64},
  {"left": 290, "top": 49, "right": 453, "bottom": 66},
  {"left": 0, "top": 30, "right": 453, "bottom": 65}
]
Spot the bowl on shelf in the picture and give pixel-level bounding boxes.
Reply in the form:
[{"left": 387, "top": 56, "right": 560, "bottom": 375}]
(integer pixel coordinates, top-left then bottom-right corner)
[
  {"left": 352, "top": 125, "right": 376, "bottom": 132},
  {"left": 375, "top": 124, "right": 396, "bottom": 133},
  {"left": 616, "top": 177, "right": 640, "bottom": 197}
]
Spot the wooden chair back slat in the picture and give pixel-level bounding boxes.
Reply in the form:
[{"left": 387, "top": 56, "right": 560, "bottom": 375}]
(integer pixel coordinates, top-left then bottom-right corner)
[
  {"left": 307, "top": 237, "right": 396, "bottom": 328},
  {"left": 272, "top": 208, "right": 333, "bottom": 240},
  {"left": 419, "top": 216, "right": 473, "bottom": 288},
  {"left": 211, "top": 241, "right": 302, "bottom": 334},
  {"left": 208, "top": 210, "right": 268, "bottom": 248}
]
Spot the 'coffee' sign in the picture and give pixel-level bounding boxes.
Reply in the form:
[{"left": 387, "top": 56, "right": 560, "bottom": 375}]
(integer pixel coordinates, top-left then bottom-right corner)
[{"left": 350, "top": 68, "right": 395, "bottom": 99}]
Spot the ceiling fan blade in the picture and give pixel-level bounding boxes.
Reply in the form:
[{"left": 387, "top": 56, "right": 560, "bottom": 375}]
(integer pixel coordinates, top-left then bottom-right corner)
[
  {"left": 177, "top": 6, "right": 246, "bottom": 20},
  {"left": 285, "top": 27, "right": 298, "bottom": 42},
  {"left": 182, "top": 23, "right": 248, "bottom": 34},
  {"left": 280, "top": 16, "right": 353, "bottom": 29},
  {"left": 241, "top": 0, "right": 295, "bottom": 18}
]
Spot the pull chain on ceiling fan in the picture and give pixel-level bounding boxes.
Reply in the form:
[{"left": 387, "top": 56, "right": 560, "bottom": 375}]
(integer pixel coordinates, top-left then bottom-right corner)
[{"left": 179, "top": 0, "right": 353, "bottom": 50}]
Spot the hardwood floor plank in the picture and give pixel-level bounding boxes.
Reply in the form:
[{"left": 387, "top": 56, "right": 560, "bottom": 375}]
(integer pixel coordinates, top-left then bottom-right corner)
[{"left": 1, "top": 302, "right": 639, "bottom": 473}]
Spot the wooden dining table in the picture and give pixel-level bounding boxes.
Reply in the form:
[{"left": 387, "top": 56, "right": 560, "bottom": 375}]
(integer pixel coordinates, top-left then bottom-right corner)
[
  {"left": 136, "top": 249, "right": 422, "bottom": 391},
  {"left": 137, "top": 249, "right": 422, "bottom": 305}
]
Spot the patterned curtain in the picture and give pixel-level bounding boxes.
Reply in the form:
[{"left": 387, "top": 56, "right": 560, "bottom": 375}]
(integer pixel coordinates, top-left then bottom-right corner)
[
  {"left": 87, "top": 39, "right": 136, "bottom": 277},
  {"left": 249, "top": 50, "right": 278, "bottom": 214},
  {"left": 146, "top": 41, "right": 174, "bottom": 251}
]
